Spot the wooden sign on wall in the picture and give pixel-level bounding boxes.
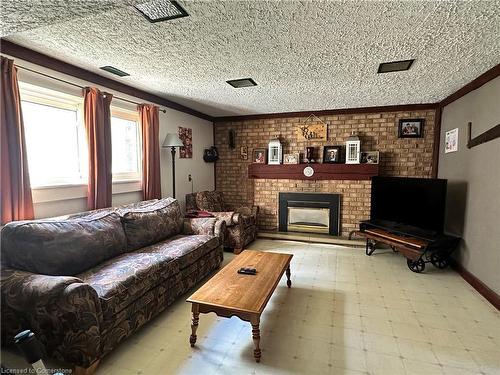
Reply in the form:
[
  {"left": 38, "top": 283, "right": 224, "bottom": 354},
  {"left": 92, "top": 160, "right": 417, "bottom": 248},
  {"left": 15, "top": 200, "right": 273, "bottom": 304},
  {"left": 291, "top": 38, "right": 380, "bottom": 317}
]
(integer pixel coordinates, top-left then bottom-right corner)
[{"left": 297, "top": 114, "right": 328, "bottom": 141}]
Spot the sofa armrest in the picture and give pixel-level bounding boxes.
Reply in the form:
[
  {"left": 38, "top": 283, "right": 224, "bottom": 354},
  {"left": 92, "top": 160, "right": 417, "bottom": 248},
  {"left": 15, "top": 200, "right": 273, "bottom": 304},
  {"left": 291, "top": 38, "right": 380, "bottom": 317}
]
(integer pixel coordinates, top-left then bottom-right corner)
[
  {"left": 183, "top": 218, "right": 226, "bottom": 246},
  {"left": 1, "top": 268, "right": 102, "bottom": 368}
]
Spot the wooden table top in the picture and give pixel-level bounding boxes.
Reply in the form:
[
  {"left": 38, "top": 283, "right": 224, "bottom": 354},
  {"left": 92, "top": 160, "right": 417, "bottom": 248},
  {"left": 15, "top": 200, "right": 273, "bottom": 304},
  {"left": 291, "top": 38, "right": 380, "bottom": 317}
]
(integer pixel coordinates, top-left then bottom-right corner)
[{"left": 187, "top": 250, "right": 293, "bottom": 315}]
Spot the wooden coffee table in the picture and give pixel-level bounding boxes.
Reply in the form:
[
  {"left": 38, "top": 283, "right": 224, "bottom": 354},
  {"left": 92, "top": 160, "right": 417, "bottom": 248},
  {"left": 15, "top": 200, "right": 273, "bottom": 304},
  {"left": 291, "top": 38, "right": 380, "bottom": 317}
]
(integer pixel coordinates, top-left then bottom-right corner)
[{"left": 186, "top": 250, "right": 293, "bottom": 362}]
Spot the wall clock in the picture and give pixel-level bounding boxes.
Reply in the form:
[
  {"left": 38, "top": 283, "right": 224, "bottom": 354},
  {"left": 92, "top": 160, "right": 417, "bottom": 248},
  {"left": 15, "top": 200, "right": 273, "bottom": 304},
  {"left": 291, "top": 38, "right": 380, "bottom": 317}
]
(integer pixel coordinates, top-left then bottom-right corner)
[{"left": 303, "top": 166, "right": 314, "bottom": 177}]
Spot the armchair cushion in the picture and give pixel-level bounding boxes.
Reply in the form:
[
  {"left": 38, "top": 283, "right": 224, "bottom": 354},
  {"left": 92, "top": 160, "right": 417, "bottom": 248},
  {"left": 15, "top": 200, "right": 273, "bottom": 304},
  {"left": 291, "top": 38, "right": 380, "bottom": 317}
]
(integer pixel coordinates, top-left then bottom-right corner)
[
  {"left": 1, "top": 212, "right": 127, "bottom": 276},
  {"left": 195, "top": 191, "right": 224, "bottom": 212}
]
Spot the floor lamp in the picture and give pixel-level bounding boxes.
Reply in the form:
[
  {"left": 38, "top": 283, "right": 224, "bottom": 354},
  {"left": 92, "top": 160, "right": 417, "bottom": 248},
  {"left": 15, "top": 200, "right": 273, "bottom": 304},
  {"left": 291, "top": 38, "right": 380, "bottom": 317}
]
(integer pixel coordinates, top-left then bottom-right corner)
[{"left": 162, "top": 133, "right": 184, "bottom": 199}]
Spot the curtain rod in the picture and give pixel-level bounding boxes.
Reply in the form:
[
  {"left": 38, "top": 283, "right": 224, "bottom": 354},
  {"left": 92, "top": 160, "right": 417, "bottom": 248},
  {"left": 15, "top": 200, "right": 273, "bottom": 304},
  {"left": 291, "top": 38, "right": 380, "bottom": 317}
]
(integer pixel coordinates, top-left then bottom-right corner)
[{"left": 15, "top": 64, "right": 167, "bottom": 113}]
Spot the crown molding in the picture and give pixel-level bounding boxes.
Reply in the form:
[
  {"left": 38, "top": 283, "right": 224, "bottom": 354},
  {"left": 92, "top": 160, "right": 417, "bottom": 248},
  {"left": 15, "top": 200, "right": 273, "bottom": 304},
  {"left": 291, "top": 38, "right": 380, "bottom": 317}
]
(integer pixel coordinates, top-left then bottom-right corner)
[
  {"left": 0, "top": 39, "right": 214, "bottom": 122},
  {"left": 214, "top": 103, "right": 439, "bottom": 123},
  {"left": 440, "top": 63, "right": 500, "bottom": 108}
]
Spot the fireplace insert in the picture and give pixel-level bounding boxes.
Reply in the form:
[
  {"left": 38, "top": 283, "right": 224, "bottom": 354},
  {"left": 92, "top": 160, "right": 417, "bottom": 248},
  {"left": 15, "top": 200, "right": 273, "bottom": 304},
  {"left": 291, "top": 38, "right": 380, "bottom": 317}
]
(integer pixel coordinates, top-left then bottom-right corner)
[{"left": 279, "top": 193, "right": 340, "bottom": 236}]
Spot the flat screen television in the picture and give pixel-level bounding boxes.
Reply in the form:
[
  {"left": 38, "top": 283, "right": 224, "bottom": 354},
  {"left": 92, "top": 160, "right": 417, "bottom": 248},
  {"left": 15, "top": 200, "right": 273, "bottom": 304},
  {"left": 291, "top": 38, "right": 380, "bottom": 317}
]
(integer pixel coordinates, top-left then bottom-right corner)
[{"left": 370, "top": 176, "right": 447, "bottom": 234}]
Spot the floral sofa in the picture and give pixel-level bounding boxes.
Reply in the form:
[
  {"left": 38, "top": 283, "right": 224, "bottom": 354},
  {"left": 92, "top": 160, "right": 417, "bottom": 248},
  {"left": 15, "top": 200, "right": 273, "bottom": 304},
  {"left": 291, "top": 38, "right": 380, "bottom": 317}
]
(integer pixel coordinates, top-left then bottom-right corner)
[
  {"left": 0, "top": 198, "right": 224, "bottom": 373},
  {"left": 186, "top": 191, "right": 258, "bottom": 253}
]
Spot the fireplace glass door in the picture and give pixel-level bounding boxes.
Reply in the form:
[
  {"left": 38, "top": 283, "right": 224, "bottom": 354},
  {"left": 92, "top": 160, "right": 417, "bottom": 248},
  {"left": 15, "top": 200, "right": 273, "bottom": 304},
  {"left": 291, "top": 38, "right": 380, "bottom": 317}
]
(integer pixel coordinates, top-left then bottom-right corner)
[{"left": 287, "top": 207, "right": 330, "bottom": 234}]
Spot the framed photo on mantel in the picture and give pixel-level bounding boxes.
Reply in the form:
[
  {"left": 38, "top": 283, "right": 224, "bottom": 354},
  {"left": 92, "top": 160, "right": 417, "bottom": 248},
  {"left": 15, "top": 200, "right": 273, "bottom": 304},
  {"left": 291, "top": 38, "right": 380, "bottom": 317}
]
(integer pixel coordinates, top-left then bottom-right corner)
[{"left": 322, "top": 146, "right": 342, "bottom": 164}]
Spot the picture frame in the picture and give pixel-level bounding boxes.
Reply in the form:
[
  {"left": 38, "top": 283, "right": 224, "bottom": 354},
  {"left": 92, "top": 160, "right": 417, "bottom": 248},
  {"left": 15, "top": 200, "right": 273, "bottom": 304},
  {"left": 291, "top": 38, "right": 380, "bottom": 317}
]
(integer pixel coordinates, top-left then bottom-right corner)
[
  {"left": 398, "top": 119, "right": 424, "bottom": 138},
  {"left": 283, "top": 153, "right": 300, "bottom": 164},
  {"left": 252, "top": 148, "right": 267, "bottom": 164},
  {"left": 322, "top": 146, "right": 342, "bottom": 164},
  {"left": 361, "top": 151, "right": 380, "bottom": 164},
  {"left": 445, "top": 128, "right": 459, "bottom": 153}
]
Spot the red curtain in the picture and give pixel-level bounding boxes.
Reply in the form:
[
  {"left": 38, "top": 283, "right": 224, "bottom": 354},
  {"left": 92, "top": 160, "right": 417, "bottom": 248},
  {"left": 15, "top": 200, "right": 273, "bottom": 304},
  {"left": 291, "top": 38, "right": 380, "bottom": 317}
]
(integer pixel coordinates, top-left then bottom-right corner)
[
  {"left": 83, "top": 87, "right": 113, "bottom": 210},
  {"left": 1, "top": 56, "right": 34, "bottom": 224},
  {"left": 139, "top": 104, "right": 161, "bottom": 200}
]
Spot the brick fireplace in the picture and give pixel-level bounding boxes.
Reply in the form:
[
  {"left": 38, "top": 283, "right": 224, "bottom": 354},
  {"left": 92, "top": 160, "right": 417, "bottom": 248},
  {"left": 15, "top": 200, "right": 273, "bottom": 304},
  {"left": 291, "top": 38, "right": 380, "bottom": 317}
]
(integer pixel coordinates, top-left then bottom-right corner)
[{"left": 214, "top": 109, "right": 436, "bottom": 237}]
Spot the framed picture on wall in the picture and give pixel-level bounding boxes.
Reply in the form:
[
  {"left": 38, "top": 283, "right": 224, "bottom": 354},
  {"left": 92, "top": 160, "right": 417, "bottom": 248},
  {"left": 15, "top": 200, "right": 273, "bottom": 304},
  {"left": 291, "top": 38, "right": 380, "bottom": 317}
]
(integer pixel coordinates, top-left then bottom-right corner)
[
  {"left": 445, "top": 128, "right": 459, "bottom": 153},
  {"left": 252, "top": 148, "right": 267, "bottom": 164},
  {"left": 398, "top": 119, "right": 424, "bottom": 138},
  {"left": 322, "top": 146, "right": 342, "bottom": 163}
]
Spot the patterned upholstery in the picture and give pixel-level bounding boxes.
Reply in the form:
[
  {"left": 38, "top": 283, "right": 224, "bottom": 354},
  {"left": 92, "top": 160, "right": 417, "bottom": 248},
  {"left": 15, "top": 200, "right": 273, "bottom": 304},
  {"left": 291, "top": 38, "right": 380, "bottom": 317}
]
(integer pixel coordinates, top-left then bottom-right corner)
[
  {"left": 1, "top": 212, "right": 127, "bottom": 276},
  {"left": 0, "top": 198, "right": 224, "bottom": 369},
  {"left": 195, "top": 191, "right": 225, "bottom": 211},
  {"left": 120, "top": 198, "right": 183, "bottom": 250},
  {"left": 186, "top": 191, "right": 258, "bottom": 251}
]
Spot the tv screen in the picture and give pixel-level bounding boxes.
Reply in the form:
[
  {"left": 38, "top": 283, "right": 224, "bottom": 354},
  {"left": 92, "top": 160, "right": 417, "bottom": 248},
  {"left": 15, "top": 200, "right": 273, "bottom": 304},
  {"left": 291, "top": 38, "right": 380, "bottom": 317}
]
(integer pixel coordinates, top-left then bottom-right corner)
[{"left": 371, "top": 176, "right": 447, "bottom": 233}]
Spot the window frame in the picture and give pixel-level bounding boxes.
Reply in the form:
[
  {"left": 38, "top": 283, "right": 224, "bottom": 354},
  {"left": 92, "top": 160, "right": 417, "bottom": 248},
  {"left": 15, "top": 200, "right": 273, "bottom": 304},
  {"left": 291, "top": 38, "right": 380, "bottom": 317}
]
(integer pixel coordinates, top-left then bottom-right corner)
[
  {"left": 19, "top": 83, "right": 88, "bottom": 189},
  {"left": 110, "top": 107, "right": 142, "bottom": 183}
]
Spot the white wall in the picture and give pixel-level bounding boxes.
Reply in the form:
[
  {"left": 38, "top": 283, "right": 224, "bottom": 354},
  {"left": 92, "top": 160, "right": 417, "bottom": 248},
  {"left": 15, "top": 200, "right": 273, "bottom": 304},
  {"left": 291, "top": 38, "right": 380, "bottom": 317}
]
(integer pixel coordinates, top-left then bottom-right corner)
[
  {"left": 438, "top": 76, "right": 500, "bottom": 294},
  {"left": 1, "top": 53, "right": 215, "bottom": 218}
]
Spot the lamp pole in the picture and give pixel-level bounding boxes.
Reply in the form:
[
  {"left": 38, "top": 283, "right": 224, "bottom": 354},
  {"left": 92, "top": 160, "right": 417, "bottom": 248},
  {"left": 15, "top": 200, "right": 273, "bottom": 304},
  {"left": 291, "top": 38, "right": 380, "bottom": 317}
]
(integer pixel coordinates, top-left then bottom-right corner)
[
  {"left": 162, "top": 133, "right": 184, "bottom": 200},
  {"left": 171, "top": 146, "right": 177, "bottom": 199}
]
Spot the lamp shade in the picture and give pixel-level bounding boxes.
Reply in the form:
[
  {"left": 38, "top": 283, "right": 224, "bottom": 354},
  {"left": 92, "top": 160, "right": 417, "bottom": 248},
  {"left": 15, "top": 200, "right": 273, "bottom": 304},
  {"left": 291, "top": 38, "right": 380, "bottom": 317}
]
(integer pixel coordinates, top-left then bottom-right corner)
[{"left": 162, "top": 133, "right": 184, "bottom": 148}]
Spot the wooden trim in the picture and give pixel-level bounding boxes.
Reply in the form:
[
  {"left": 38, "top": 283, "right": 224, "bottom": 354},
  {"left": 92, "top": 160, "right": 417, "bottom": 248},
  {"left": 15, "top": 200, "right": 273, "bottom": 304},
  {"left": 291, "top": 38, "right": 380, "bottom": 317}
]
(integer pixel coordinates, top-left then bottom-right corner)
[
  {"left": 450, "top": 259, "right": 500, "bottom": 311},
  {"left": 0, "top": 40, "right": 214, "bottom": 122},
  {"left": 212, "top": 121, "right": 217, "bottom": 190},
  {"left": 215, "top": 103, "right": 439, "bottom": 122},
  {"left": 440, "top": 63, "right": 500, "bottom": 108},
  {"left": 432, "top": 107, "right": 442, "bottom": 178},
  {"left": 467, "top": 122, "right": 500, "bottom": 149},
  {"left": 248, "top": 163, "right": 379, "bottom": 180}
]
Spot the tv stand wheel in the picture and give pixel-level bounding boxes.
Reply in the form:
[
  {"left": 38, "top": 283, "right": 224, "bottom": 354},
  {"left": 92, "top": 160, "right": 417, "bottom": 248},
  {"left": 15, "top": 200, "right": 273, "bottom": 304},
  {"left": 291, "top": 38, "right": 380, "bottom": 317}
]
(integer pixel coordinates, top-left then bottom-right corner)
[
  {"left": 407, "top": 258, "right": 425, "bottom": 273},
  {"left": 430, "top": 253, "right": 449, "bottom": 269},
  {"left": 366, "top": 240, "right": 376, "bottom": 256}
]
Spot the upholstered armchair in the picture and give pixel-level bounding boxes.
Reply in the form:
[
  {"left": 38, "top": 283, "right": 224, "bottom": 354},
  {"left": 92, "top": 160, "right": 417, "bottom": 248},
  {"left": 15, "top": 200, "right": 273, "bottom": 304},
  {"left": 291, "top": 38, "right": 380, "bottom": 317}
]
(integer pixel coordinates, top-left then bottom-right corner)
[{"left": 186, "top": 191, "right": 258, "bottom": 253}]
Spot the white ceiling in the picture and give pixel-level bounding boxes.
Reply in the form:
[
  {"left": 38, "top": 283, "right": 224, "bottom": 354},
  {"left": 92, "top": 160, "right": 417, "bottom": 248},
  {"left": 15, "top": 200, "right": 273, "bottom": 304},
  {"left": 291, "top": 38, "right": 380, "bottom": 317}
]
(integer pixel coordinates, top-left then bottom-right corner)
[{"left": 3, "top": 0, "right": 500, "bottom": 117}]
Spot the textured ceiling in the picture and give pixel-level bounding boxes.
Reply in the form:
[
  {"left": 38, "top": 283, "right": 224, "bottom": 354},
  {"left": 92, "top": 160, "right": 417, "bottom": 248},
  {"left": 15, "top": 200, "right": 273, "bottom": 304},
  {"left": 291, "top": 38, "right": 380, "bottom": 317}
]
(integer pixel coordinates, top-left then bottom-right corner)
[{"left": 3, "top": 0, "right": 500, "bottom": 117}]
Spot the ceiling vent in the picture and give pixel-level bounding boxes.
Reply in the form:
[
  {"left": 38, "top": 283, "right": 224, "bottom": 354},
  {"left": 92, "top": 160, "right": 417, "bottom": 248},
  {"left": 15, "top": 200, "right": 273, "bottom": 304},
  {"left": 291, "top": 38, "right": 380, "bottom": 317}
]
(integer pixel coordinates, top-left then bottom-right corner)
[
  {"left": 100, "top": 66, "right": 130, "bottom": 77},
  {"left": 226, "top": 78, "right": 258, "bottom": 88},
  {"left": 135, "top": 0, "right": 188, "bottom": 23},
  {"left": 377, "top": 59, "right": 414, "bottom": 73}
]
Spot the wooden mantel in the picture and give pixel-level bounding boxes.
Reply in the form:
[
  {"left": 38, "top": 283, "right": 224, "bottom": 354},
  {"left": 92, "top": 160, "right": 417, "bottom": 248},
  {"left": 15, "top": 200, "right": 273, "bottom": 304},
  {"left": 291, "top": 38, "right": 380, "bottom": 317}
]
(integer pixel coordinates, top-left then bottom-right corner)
[{"left": 248, "top": 163, "right": 379, "bottom": 180}]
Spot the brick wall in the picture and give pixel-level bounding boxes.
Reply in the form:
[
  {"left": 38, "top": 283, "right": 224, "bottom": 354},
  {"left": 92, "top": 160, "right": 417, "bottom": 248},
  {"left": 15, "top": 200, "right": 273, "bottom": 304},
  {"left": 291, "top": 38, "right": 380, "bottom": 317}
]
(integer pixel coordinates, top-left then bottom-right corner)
[{"left": 214, "top": 109, "right": 436, "bottom": 236}]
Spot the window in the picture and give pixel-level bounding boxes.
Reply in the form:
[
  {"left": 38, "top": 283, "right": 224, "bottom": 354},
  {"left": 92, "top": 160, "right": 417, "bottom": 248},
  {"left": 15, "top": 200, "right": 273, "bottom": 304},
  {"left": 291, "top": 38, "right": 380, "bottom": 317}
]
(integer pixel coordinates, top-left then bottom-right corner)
[
  {"left": 20, "top": 84, "right": 87, "bottom": 187},
  {"left": 111, "top": 109, "right": 141, "bottom": 181},
  {"left": 20, "top": 82, "right": 143, "bottom": 189}
]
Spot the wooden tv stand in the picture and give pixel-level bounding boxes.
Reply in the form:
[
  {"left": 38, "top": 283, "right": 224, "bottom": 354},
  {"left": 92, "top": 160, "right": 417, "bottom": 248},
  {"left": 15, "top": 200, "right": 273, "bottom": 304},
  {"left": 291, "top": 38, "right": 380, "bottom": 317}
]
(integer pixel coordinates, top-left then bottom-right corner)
[{"left": 353, "top": 223, "right": 460, "bottom": 273}]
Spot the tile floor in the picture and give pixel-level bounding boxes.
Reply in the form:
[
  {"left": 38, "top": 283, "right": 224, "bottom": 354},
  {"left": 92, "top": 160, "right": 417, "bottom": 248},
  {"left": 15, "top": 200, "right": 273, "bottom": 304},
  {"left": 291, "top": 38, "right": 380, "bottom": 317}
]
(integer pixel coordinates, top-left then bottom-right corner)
[{"left": 2, "top": 239, "right": 499, "bottom": 374}]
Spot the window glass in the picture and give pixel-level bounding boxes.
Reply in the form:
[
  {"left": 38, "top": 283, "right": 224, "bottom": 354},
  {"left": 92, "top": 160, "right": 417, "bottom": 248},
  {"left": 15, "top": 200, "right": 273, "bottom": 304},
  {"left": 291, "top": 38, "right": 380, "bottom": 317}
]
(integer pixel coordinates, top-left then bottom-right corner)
[
  {"left": 22, "top": 100, "right": 86, "bottom": 186},
  {"left": 111, "top": 112, "right": 141, "bottom": 181}
]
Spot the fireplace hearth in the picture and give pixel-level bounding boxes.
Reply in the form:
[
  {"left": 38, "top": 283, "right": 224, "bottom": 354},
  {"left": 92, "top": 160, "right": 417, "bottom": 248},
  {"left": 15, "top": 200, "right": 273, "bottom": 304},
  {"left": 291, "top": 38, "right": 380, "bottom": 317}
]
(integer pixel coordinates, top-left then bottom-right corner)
[{"left": 279, "top": 192, "right": 340, "bottom": 236}]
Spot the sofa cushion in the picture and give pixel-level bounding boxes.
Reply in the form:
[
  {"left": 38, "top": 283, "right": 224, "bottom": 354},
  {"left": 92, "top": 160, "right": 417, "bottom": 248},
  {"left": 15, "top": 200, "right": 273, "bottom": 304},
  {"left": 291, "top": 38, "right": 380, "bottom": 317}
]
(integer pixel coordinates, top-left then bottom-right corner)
[
  {"left": 196, "top": 191, "right": 224, "bottom": 212},
  {"left": 1, "top": 212, "right": 127, "bottom": 276},
  {"left": 79, "top": 234, "right": 219, "bottom": 320},
  {"left": 161, "top": 234, "right": 220, "bottom": 270},
  {"left": 78, "top": 247, "right": 180, "bottom": 320},
  {"left": 120, "top": 198, "right": 183, "bottom": 251}
]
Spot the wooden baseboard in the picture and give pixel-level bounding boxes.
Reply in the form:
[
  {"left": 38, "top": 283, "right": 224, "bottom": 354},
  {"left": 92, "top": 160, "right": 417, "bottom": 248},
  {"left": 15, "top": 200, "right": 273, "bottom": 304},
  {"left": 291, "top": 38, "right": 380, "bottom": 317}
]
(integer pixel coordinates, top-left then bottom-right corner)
[{"left": 451, "top": 260, "right": 500, "bottom": 310}]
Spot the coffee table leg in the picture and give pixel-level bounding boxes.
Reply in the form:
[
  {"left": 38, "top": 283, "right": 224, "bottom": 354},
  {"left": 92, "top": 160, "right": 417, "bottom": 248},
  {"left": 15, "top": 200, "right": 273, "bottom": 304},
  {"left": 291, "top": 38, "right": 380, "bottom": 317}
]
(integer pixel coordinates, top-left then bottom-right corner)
[
  {"left": 251, "top": 315, "right": 261, "bottom": 362},
  {"left": 190, "top": 303, "right": 199, "bottom": 347},
  {"left": 286, "top": 265, "right": 292, "bottom": 288}
]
